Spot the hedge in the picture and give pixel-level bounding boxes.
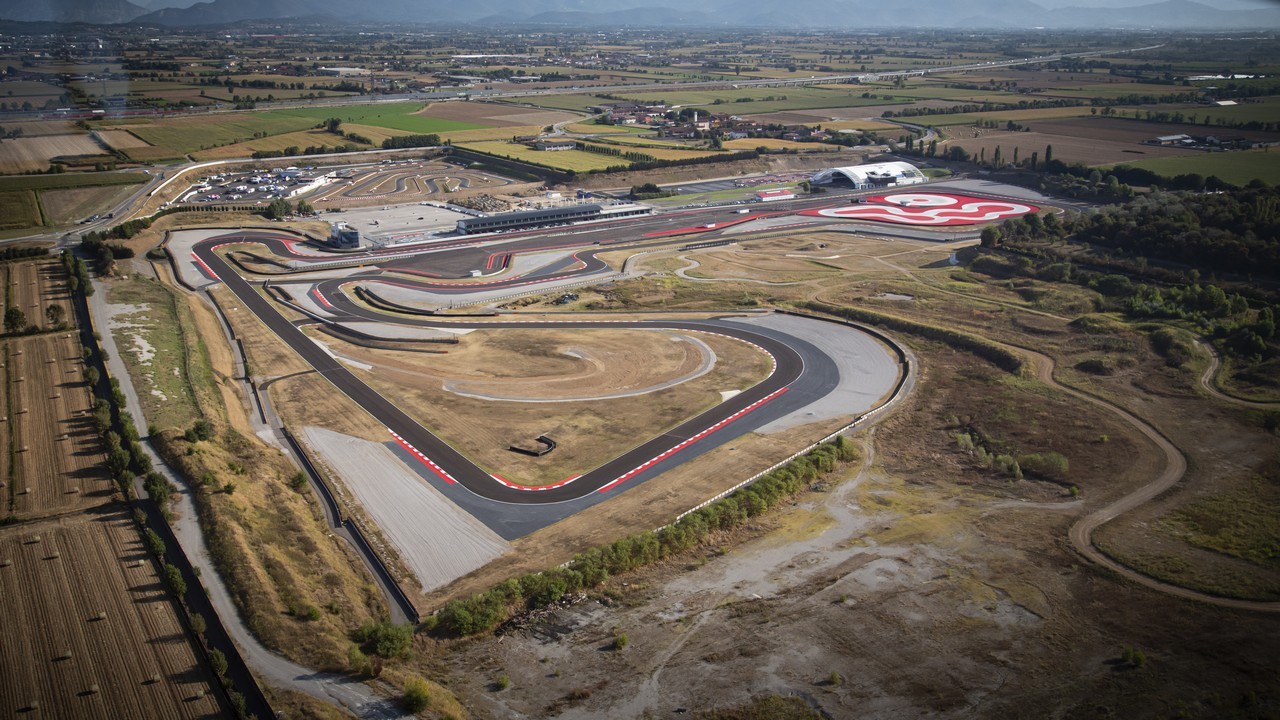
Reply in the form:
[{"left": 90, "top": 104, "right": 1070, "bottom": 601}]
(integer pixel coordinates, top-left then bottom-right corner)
[{"left": 433, "top": 436, "right": 857, "bottom": 636}]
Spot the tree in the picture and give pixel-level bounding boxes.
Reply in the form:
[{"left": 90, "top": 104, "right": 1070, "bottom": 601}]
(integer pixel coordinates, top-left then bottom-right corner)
[
  {"left": 1044, "top": 144, "right": 1053, "bottom": 165},
  {"left": 324, "top": 117, "right": 342, "bottom": 134},
  {"left": 295, "top": 200, "right": 314, "bottom": 215},
  {"left": 45, "top": 304, "right": 64, "bottom": 327},
  {"left": 4, "top": 306, "right": 26, "bottom": 333},
  {"left": 208, "top": 648, "right": 228, "bottom": 677},
  {"left": 163, "top": 563, "right": 187, "bottom": 597},
  {"left": 980, "top": 226, "right": 1001, "bottom": 248},
  {"left": 263, "top": 198, "right": 293, "bottom": 220}
]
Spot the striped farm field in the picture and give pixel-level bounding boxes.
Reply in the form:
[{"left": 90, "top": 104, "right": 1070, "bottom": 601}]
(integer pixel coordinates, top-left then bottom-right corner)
[
  {"left": 94, "top": 130, "right": 151, "bottom": 150},
  {"left": 0, "top": 510, "right": 223, "bottom": 720},
  {"left": 438, "top": 125, "right": 547, "bottom": 143},
  {"left": 458, "top": 141, "right": 627, "bottom": 171},
  {"left": 626, "top": 146, "right": 723, "bottom": 161},
  {"left": 126, "top": 114, "right": 318, "bottom": 155},
  {"left": 260, "top": 103, "right": 482, "bottom": 134},
  {"left": 0, "top": 191, "right": 41, "bottom": 230},
  {"left": 926, "top": 105, "right": 1102, "bottom": 127},
  {"left": 0, "top": 135, "right": 104, "bottom": 174},
  {"left": 191, "top": 129, "right": 376, "bottom": 161}
]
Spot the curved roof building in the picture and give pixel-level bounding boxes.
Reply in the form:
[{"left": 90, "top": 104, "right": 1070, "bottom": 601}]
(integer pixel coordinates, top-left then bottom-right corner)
[{"left": 811, "top": 161, "right": 927, "bottom": 188}]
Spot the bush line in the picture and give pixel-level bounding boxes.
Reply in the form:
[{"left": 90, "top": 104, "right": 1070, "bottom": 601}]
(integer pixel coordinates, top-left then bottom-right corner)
[
  {"left": 432, "top": 436, "right": 857, "bottom": 637},
  {"left": 797, "top": 300, "right": 1024, "bottom": 374}
]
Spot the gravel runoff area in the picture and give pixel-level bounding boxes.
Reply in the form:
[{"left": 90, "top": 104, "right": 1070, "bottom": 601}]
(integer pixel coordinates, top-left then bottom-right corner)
[
  {"left": 302, "top": 426, "right": 510, "bottom": 593},
  {"left": 738, "top": 313, "right": 902, "bottom": 434}
]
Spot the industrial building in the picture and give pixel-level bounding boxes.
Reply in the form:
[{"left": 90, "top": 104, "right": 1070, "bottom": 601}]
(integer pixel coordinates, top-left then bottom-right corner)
[{"left": 810, "top": 161, "right": 927, "bottom": 189}]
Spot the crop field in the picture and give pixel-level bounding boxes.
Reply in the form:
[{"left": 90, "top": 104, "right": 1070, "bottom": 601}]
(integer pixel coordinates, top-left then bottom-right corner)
[
  {"left": 944, "top": 129, "right": 1198, "bottom": 166},
  {"left": 0, "top": 509, "right": 222, "bottom": 719},
  {"left": 413, "top": 101, "right": 581, "bottom": 128},
  {"left": 0, "top": 120, "right": 84, "bottom": 137},
  {"left": 723, "top": 138, "right": 839, "bottom": 151},
  {"left": 1180, "top": 97, "right": 1280, "bottom": 125},
  {"left": 1021, "top": 117, "right": 1280, "bottom": 144},
  {"left": 0, "top": 191, "right": 41, "bottom": 230},
  {"left": 261, "top": 102, "right": 484, "bottom": 134},
  {"left": 457, "top": 141, "right": 627, "bottom": 171},
  {"left": 94, "top": 129, "right": 152, "bottom": 150},
  {"left": 40, "top": 185, "right": 139, "bottom": 226},
  {"left": 622, "top": 145, "right": 723, "bottom": 161},
  {"left": 1111, "top": 149, "right": 1280, "bottom": 186},
  {"left": 606, "top": 86, "right": 898, "bottom": 116},
  {"left": 0, "top": 135, "right": 104, "bottom": 173},
  {"left": 926, "top": 105, "right": 1101, "bottom": 127},
  {"left": 190, "top": 128, "right": 376, "bottom": 161},
  {"left": 123, "top": 114, "right": 319, "bottom": 156},
  {"left": 0, "top": 173, "right": 150, "bottom": 193}
]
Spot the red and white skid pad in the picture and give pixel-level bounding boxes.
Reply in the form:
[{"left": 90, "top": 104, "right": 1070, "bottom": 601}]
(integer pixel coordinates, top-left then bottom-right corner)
[{"left": 800, "top": 192, "right": 1038, "bottom": 226}]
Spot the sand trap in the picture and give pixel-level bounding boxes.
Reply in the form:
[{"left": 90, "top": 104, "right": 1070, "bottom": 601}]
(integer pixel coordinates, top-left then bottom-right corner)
[{"left": 302, "top": 426, "right": 509, "bottom": 592}]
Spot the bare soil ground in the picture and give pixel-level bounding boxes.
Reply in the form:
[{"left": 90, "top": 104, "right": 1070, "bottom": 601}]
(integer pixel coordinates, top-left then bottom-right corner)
[
  {"left": 0, "top": 509, "right": 223, "bottom": 720},
  {"left": 0, "top": 134, "right": 103, "bottom": 173},
  {"left": 446, "top": 330, "right": 1279, "bottom": 720}
]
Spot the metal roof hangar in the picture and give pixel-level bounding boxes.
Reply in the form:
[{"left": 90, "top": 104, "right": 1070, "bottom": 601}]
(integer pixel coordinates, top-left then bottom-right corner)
[{"left": 811, "top": 161, "right": 927, "bottom": 188}]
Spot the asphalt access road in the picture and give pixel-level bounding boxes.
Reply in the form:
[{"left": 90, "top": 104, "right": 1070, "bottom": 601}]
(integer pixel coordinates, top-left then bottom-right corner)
[{"left": 195, "top": 234, "right": 808, "bottom": 505}]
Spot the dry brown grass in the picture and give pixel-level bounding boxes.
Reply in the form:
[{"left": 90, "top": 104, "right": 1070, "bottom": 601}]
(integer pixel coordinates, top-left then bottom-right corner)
[
  {"left": 94, "top": 129, "right": 151, "bottom": 150},
  {"left": 0, "top": 134, "right": 103, "bottom": 173},
  {"left": 312, "top": 326, "right": 772, "bottom": 485}
]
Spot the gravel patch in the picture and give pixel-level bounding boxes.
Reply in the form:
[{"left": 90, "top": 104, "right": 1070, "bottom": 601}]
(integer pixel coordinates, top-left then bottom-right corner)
[{"left": 303, "top": 426, "right": 509, "bottom": 593}]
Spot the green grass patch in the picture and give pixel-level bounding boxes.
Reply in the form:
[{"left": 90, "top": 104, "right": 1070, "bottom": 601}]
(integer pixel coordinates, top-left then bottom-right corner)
[
  {"left": 0, "top": 172, "right": 149, "bottom": 192},
  {"left": 106, "top": 276, "right": 205, "bottom": 430},
  {"left": 457, "top": 141, "right": 627, "bottom": 172},
  {"left": 0, "top": 191, "right": 41, "bottom": 231},
  {"left": 1110, "top": 149, "right": 1280, "bottom": 187},
  {"left": 1166, "top": 478, "right": 1280, "bottom": 569},
  {"left": 261, "top": 103, "right": 483, "bottom": 134},
  {"left": 127, "top": 115, "right": 319, "bottom": 155}
]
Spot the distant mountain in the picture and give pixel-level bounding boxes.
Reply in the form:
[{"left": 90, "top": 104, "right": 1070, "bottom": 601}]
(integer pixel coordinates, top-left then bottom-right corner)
[
  {"left": 2, "top": 0, "right": 148, "bottom": 24},
  {"left": 5, "top": 0, "right": 1279, "bottom": 29}
]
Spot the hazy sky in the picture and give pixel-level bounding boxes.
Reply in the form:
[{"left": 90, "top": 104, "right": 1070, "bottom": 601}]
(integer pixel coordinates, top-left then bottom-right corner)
[{"left": 1035, "top": 0, "right": 1277, "bottom": 6}]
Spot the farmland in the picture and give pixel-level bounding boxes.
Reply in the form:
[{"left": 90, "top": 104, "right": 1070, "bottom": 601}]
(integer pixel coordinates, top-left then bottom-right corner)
[
  {"left": 457, "top": 140, "right": 630, "bottom": 171},
  {"left": 0, "top": 174, "right": 149, "bottom": 232},
  {"left": 0, "top": 190, "right": 41, "bottom": 230},
  {"left": 0, "top": 510, "right": 222, "bottom": 720},
  {"left": 261, "top": 102, "right": 485, "bottom": 134},
  {"left": 1111, "top": 149, "right": 1280, "bottom": 186},
  {"left": 943, "top": 128, "right": 1199, "bottom": 166},
  {"left": 0, "top": 134, "right": 104, "bottom": 174},
  {"left": 0, "top": 258, "right": 222, "bottom": 719}
]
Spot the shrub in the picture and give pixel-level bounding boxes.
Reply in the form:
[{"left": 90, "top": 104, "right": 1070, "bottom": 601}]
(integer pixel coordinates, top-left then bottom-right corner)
[
  {"left": 353, "top": 620, "right": 414, "bottom": 658},
  {"left": 208, "top": 648, "right": 228, "bottom": 677},
  {"left": 612, "top": 633, "right": 628, "bottom": 651},
  {"left": 401, "top": 676, "right": 430, "bottom": 712}
]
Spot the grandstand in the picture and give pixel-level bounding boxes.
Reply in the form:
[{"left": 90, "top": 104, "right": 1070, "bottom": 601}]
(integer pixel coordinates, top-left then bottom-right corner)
[{"left": 811, "top": 161, "right": 927, "bottom": 189}]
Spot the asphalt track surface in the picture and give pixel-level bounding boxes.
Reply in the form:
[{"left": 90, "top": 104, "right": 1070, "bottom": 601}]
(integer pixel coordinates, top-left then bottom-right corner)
[
  {"left": 191, "top": 185, "right": 1035, "bottom": 512},
  {"left": 195, "top": 236, "right": 819, "bottom": 508}
]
